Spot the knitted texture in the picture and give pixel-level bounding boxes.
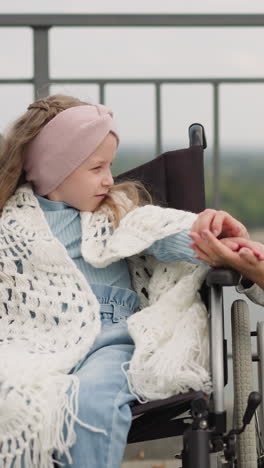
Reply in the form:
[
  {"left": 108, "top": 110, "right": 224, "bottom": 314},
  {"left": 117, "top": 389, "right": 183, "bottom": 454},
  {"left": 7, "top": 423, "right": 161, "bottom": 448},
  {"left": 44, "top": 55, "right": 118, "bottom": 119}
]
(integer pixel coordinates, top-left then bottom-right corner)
[{"left": 0, "top": 184, "right": 210, "bottom": 467}]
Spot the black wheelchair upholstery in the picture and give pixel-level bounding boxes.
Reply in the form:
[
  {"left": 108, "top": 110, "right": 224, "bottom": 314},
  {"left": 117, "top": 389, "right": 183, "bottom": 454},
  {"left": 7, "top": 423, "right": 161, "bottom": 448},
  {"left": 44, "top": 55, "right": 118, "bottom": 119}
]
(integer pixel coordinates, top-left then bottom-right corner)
[
  {"left": 115, "top": 124, "right": 249, "bottom": 468},
  {"left": 116, "top": 138, "right": 205, "bottom": 213},
  {"left": 115, "top": 124, "right": 211, "bottom": 462}
]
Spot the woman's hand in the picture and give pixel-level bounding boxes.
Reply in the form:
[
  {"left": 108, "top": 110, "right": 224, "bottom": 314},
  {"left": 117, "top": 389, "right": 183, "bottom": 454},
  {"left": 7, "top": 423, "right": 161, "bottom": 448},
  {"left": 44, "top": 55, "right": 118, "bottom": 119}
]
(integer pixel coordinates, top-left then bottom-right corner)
[
  {"left": 191, "top": 209, "right": 249, "bottom": 239},
  {"left": 228, "top": 238, "right": 264, "bottom": 261},
  {"left": 189, "top": 230, "right": 264, "bottom": 289}
]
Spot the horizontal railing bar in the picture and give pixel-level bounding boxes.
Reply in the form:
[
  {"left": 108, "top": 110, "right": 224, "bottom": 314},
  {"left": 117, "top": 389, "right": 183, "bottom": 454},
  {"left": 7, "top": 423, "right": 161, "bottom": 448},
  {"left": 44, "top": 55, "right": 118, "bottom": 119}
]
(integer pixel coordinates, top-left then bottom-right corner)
[
  {"left": 0, "top": 79, "right": 33, "bottom": 84},
  {"left": 2, "top": 78, "right": 264, "bottom": 86},
  {"left": 50, "top": 78, "right": 264, "bottom": 84},
  {"left": 1, "top": 14, "right": 264, "bottom": 27}
]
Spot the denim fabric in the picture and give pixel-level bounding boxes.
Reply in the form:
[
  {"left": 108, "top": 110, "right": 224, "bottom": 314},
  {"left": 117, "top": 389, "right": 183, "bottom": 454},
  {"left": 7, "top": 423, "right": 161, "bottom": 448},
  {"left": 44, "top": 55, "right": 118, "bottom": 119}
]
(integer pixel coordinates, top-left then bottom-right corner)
[{"left": 54, "top": 284, "right": 140, "bottom": 468}]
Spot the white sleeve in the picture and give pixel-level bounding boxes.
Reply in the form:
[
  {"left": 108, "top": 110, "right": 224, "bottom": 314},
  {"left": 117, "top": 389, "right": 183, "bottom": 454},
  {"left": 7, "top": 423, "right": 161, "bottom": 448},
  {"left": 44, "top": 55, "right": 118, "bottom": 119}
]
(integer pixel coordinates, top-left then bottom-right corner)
[{"left": 236, "top": 281, "right": 264, "bottom": 306}]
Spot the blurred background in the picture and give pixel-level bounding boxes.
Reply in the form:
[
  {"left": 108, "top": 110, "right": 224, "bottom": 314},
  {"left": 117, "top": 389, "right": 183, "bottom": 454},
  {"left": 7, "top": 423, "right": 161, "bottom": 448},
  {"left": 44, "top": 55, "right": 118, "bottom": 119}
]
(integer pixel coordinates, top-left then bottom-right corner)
[
  {"left": 1, "top": 1, "right": 264, "bottom": 233},
  {"left": 1, "top": 1, "right": 264, "bottom": 466}
]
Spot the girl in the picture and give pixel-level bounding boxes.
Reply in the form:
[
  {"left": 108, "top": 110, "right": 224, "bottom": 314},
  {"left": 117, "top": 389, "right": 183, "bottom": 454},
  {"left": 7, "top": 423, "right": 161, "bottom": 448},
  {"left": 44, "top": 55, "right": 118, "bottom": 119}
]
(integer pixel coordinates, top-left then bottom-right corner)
[{"left": 0, "top": 94, "right": 211, "bottom": 468}]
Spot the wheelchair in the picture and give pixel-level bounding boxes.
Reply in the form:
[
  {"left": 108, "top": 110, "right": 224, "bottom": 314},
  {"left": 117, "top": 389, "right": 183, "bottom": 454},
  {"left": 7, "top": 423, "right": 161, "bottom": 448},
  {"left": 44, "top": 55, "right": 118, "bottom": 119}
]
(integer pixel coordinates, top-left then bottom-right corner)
[{"left": 116, "top": 124, "right": 264, "bottom": 468}]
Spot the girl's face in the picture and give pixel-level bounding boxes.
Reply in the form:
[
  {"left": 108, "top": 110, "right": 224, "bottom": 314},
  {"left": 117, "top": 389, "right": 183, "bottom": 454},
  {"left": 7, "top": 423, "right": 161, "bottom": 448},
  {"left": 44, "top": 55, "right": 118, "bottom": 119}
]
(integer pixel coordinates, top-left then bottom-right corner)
[{"left": 47, "top": 133, "right": 117, "bottom": 211}]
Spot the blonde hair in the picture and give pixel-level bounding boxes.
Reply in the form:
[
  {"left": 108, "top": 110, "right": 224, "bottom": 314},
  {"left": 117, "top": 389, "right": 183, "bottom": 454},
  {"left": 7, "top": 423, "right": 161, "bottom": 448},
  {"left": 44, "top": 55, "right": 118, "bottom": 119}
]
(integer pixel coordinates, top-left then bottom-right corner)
[{"left": 0, "top": 94, "right": 151, "bottom": 224}]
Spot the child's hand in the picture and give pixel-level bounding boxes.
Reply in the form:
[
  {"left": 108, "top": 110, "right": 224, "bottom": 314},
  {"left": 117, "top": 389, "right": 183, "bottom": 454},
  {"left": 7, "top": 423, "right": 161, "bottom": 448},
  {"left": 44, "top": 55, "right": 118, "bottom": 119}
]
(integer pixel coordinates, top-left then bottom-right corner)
[
  {"left": 189, "top": 230, "right": 240, "bottom": 267},
  {"left": 191, "top": 209, "right": 249, "bottom": 239}
]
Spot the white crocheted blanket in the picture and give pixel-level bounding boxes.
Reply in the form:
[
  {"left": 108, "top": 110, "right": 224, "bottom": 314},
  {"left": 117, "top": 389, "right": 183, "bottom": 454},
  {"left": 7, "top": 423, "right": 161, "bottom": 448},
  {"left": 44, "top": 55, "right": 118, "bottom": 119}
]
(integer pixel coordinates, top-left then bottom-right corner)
[{"left": 0, "top": 184, "right": 211, "bottom": 467}]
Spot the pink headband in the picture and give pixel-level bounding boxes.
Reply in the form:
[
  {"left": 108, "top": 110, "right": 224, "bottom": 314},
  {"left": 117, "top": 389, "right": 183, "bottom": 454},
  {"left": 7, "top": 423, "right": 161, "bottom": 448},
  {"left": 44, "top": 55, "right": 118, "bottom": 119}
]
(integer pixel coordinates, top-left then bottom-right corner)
[{"left": 23, "top": 104, "right": 119, "bottom": 196}]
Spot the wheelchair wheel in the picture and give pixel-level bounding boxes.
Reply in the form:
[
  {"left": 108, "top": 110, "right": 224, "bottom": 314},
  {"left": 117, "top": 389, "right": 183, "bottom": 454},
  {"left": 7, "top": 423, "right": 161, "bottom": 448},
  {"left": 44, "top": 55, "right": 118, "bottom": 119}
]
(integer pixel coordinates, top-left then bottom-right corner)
[{"left": 231, "top": 299, "right": 257, "bottom": 468}]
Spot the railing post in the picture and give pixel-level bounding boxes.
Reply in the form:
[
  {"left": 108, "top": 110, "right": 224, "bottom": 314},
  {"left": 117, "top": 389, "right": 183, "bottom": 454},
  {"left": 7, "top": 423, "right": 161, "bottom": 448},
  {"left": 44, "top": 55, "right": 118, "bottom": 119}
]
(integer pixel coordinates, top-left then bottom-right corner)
[
  {"left": 99, "top": 82, "right": 105, "bottom": 104},
  {"left": 33, "top": 26, "right": 50, "bottom": 100},
  {"left": 155, "top": 82, "right": 162, "bottom": 155},
  {"left": 213, "top": 82, "right": 220, "bottom": 209}
]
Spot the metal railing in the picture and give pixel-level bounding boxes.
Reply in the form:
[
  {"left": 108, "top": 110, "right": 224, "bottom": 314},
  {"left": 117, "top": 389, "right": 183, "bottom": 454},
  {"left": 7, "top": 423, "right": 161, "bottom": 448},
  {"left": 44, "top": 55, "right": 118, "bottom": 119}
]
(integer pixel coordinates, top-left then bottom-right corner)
[{"left": 1, "top": 13, "right": 264, "bottom": 207}]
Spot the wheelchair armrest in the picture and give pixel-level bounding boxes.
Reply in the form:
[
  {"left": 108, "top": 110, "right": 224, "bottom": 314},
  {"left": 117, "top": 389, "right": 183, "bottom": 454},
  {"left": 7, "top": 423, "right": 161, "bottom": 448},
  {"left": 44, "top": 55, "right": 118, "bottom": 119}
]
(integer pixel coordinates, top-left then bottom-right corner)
[{"left": 206, "top": 267, "right": 241, "bottom": 287}]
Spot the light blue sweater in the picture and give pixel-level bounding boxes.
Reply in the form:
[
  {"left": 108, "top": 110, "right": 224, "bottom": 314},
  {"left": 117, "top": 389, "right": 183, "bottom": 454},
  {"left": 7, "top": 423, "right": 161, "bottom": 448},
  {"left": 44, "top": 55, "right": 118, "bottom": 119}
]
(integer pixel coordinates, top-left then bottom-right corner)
[{"left": 36, "top": 195, "right": 202, "bottom": 290}]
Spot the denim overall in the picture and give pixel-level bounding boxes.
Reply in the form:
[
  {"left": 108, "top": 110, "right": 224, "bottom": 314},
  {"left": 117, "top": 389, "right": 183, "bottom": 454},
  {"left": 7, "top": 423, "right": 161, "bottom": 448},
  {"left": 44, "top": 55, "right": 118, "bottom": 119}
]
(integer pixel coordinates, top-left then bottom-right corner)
[{"left": 55, "top": 284, "right": 140, "bottom": 468}]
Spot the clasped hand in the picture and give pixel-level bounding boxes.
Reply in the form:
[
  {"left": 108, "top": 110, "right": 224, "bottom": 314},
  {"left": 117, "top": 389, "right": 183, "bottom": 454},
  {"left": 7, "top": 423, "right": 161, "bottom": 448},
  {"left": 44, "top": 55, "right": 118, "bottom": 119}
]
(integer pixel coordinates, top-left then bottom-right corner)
[{"left": 190, "top": 209, "right": 264, "bottom": 288}]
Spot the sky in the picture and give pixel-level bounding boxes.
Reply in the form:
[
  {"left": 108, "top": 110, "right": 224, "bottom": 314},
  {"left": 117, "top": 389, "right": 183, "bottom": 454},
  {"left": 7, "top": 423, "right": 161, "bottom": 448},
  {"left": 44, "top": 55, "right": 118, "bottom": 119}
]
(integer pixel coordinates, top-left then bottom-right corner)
[
  {"left": 1, "top": 1, "right": 264, "bottom": 152},
  {"left": 1, "top": 0, "right": 264, "bottom": 14}
]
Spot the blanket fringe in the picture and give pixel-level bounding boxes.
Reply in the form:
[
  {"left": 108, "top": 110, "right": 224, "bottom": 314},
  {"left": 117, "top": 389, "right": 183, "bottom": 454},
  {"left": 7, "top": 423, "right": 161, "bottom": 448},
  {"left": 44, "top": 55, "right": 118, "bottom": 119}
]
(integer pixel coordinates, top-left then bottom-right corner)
[{"left": 0, "top": 375, "right": 106, "bottom": 468}]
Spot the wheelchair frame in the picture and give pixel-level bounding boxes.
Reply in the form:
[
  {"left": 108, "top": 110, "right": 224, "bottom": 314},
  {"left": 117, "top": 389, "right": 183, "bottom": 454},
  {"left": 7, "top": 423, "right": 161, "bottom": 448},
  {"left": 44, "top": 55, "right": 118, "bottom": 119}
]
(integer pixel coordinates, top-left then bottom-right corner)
[{"left": 120, "top": 124, "right": 264, "bottom": 468}]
